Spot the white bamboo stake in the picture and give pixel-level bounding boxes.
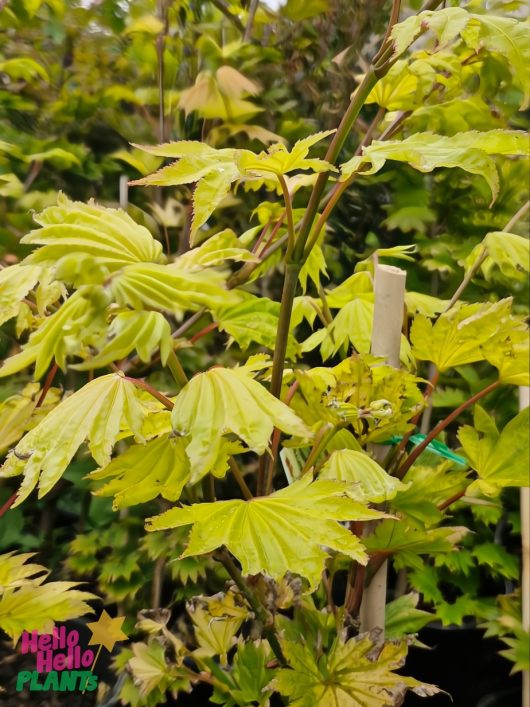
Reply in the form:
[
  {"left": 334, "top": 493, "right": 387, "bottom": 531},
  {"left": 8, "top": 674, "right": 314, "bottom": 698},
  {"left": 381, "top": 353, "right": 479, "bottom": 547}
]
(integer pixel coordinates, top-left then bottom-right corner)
[
  {"left": 360, "top": 264, "right": 406, "bottom": 634},
  {"left": 119, "top": 174, "right": 129, "bottom": 210},
  {"left": 520, "top": 386, "right": 529, "bottom": 707}
]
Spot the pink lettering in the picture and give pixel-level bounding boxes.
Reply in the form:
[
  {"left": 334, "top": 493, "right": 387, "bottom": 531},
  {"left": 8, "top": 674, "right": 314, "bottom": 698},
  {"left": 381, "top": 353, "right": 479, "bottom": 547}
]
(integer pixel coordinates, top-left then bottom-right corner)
[
  {"left": 36, "top": 649, "right": 53, "bottom": 672},
  {"left": 20, "top": 631, "right": 39, "bottom": 654}
]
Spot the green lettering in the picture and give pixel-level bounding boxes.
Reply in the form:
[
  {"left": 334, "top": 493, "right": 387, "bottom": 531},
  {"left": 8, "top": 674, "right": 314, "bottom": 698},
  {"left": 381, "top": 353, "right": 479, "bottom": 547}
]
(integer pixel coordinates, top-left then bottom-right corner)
[
  {"left": 58, "top": 670, "right": 78, "bottom": 691},
  {"left": 15, "top": 671, "right": 32, "bottom": 691},
  {"left": 43, "top": 671, "right": 59, "bottom": 691}
]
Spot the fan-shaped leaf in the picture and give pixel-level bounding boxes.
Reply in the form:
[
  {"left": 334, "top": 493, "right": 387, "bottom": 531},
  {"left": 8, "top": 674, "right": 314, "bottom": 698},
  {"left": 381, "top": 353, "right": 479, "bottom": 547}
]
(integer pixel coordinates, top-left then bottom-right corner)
[
  {"left": 459, "top": 405, "right": 530, "bottom": 496},
  {"left": 0, "top": 286, "right": 110, "bottom": 380},
  {"left": 272, "top": 632, "right": 442, "bottom": 706},
  {"left": 90, "top": 433, "right": 190, "bottom": 510},
  {"left": 0, "top": 552, "right": 95, "bottom": 643},
  {"left": 320, "top": 449, "right": 409, "bottom": 503},
  {"left": 171, "top": 365, "right": 311, "bottom": 481},
  {"left": 341, "top": 131, "right": 529, "bottom": 202},
  {"left": 0, "top": 264, "right": 40, "bottom": 326},
  {"left": 0, "top": 374, "right": 147, "bottom": 506},
  {"left": 215, "top": 294, "right": 299, "bottom": 357},
  {"left": 72, "top": 310, "right": 172, "bottom": 370},
  {"left": 110, "top": 262, "right": 240, "bottom": 320},
  {"left": 21, "top": 194, "right": 163, "bottom": 271},
  {"left": 410, "top": 298, "right": 514, "bottom": 371},
  {"left": 147, "top": 474, "right": 382, "bottom": 589}
]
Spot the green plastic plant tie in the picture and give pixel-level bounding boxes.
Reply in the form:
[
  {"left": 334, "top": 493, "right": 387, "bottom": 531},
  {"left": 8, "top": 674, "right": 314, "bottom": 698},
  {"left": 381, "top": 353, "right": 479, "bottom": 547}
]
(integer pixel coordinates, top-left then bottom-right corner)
[{"left": 384, "top": 435, "right": 467, "bottom": 466}]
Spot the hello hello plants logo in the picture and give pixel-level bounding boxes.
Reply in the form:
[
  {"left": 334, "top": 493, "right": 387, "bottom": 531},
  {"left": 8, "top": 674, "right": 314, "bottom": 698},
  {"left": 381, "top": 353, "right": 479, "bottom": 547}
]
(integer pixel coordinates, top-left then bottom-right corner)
[{"left": 16, "top": 610, "right": 127, "bottom": 693}]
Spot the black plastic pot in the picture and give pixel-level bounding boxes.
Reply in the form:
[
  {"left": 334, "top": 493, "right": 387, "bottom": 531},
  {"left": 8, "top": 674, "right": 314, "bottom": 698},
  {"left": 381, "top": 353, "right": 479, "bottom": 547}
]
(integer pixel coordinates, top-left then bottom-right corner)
[
  {"left": 402, "top": 622, "right": 522, "bottom": 707},
  {"left": 475, "top": 686, "right": 521, "bottom": 707}
]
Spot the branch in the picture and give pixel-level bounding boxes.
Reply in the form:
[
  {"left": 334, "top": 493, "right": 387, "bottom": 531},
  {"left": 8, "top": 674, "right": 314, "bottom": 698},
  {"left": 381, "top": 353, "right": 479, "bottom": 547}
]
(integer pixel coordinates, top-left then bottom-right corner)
[
  {"left": 211, "top": 0, "right": 245, "bottom": 33},
  {"left": 397, "top": 379, "right": 501, "bottom": 479},
  {"left": 446, "top": 199, "right": 530, "bottom": 310}
]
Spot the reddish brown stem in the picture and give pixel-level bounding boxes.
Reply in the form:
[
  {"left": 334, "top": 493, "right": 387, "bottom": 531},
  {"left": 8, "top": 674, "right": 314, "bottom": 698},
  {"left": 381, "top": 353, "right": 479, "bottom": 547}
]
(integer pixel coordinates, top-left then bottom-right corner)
[
  {"left": 397, "top": 380, "right": 501, "bottom": 479},
  {"left": 438, "top": 490, "right": 466, "bottom": 511},
  {"left": 258, "top": 212, "right": 286, "bottom": 257},
  {"left": 190, "top": 321, "right": 218, "bottom": 344},
  {"left": 123, "top": 375, "right": 174, "bottom": 411},
  {"left": 0, "top": 492, "right": 17, "bottom": 518},
  {"left": 36, "top": 362, "right": 59, "bottom": 408},
  {"left": 395, "top": 367, "right": 440, "bottom": 460}
]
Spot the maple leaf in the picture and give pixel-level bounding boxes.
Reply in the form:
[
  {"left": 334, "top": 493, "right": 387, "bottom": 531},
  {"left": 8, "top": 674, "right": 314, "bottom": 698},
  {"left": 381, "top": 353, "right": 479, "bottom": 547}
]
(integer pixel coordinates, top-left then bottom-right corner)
[
  {"left": 0, "top": 374, "right": 147, "bottom": 505},
  {"left": 170, "top": 364, "right": 311, "bottom": 481},
  {"left": 147, "top": 474, "right": 383, "bottom": 589}
]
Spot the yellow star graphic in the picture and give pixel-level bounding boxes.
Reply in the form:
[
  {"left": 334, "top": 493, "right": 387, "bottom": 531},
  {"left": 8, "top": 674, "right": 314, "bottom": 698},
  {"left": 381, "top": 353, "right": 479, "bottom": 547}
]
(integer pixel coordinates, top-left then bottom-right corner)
[{"left": 86, "top": 610, "right": 128, "bottom": 653}]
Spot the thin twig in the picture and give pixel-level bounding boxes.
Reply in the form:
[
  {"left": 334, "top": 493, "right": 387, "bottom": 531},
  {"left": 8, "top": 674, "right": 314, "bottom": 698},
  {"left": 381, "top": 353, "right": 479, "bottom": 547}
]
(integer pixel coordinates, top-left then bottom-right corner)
[
  {"left": 396, "top": 379, "right": 501, "bottom": 478},
  {"left": 243, "top": 0, "right": 259, "bottom": 42},
  {"left": 36, "top": 362, "right": 59, "bottom": 408},
  {"left": 446, "top": 199, "right": 530, "bottom": 310},
  {"left": 228, "top": 457, "right": 253, "bottom": 500}
]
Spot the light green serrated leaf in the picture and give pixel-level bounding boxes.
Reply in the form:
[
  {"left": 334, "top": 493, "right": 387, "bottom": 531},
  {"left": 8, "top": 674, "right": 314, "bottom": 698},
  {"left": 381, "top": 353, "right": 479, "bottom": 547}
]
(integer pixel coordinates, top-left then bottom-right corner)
[
  {"left": 22, "top": 194, "right": 164, "bottom": 271},
  {"left": 272, "top": 632, "right": 442, "bottom": 706},
  {"left": 0, "top": 263, "right": 40, "bottom": 326},
  {"left": 320, "top": 449, "right": 409, "bottom": 503},
  {"left": 385, "top": 593, "right": 435, "bottom": 639},
  {"left": 466, "top": 231, "right": 530, "bottom": 281},
  {"left": 459, "top": 405, "right": 530, "bottom": 495},
  {"left": 364, "top": 520, "right": 469, "bottom": 571},
  {"left": 176, "top": 229, "right": 258, "bottom": 270},
  {"left": 0, "top": 57, "right": 49, "bottom": 82},
  {"left": 90, "top": 434, "right": 190, "bottom": 510},
  {"left": 0, "top": 286, "right": 109, "bottom": 380},
  {"left": 341, "top": 131, "right": 529, "bottom": 202},
  {"left": 147, "top": 474, "right": 382, "bottom": 589},
  {"left": 0, "top": 374, "right": 147, "bottom": 506},
  {"left": 111, "top": 262, "right": 241, "bottom": 320},
  {"left": 410, "top": 298, "right": 515, "bottom": 370},
  {"left": 72, "top": 310, "right": 172, "bottom": 370},
  {"left": 0, "top": 552, "right": 95, "bottom": 643},
  {"left": 215, "top": 293, "right": 299, "bottom": 358},
  {"left": 171, "top": 365, "right": 310, "bottom": 481}
]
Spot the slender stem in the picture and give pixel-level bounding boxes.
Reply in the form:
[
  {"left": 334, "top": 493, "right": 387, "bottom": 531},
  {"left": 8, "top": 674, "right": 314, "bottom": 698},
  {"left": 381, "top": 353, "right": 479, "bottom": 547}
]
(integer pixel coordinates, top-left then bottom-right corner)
[
  {"left": 227, "top": 234, "right": 288, "bottom": 289},
  {"left": 397, "top": 380, "right": 501, "bottom": 478},
  {"left": 372, "top": 0, "right": 401, "bottom": 65},
  {"left": 156, "top": 0, "right": 168, "bottom": 143},
  {"left": 292, "top": 68, "right": 378, "bottom": 264},
  {"left": 446, "top": 246, "right": 488, "bottom": 311},
  {"left": 210, "top": 0, "right": 246, "bottom": 33},
  {"left": 268, "top": 263, "right": 300, "bottom": 400},
  {"left": 258, "top": 216, "right": 286, "bottom": 256},
  {"left": 190, "top": 321, "right": 218, "bottom": 343},
  {"left": 243, "top": 0, "right": 259, "bottom": 42},
  {"left": 173, "top": 309, "right": 205, "bottom": 339},
  {"left": 228, "top": 457, "right": 253, "bottom": 500},
  {"left": 393, "top": 366, "right": 439, "bottom": 464},
  {"left": 301, "top": 423, "right": 340, "bottom": 476},
  {"left": 123, "top": 375, "right": 174, "bottom": 411},
  {"left": 252, "top": 219, "right": 272, "bottom": 255},
  {"left": 263, "top": 264, "right": 300, "bottom": 493},
  {"left": 36, "top": 362, "right": 59, "bottom": 408},
  {"left": 269, "top": 381, "right": 299, "bottom": 473},
  {"left": 0, "top": 492, "right": 17, "bottom": 519},
  {"left": 216, "top": 549, "right": 286, "bottom": 664},
  {"left": 438, "top": 490, "right": 466, "bottom": 511},
  {"left": 277, "top": 174, "right": 295, "bottom": 258},
  {"left": 504, "top": 199, "right": 530, "bottom": 232},
  {"left": 446, "top": 199, "right": 530, "bottom": 311},
  {"left": 151, "top": 555, "right": 166, "bottom": 609},
  {"left": 304, "top": 179, "right": 350, "bottom": 257},
  {"left": 166, "top": 349, "right": 188, "bottom": 388}
]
